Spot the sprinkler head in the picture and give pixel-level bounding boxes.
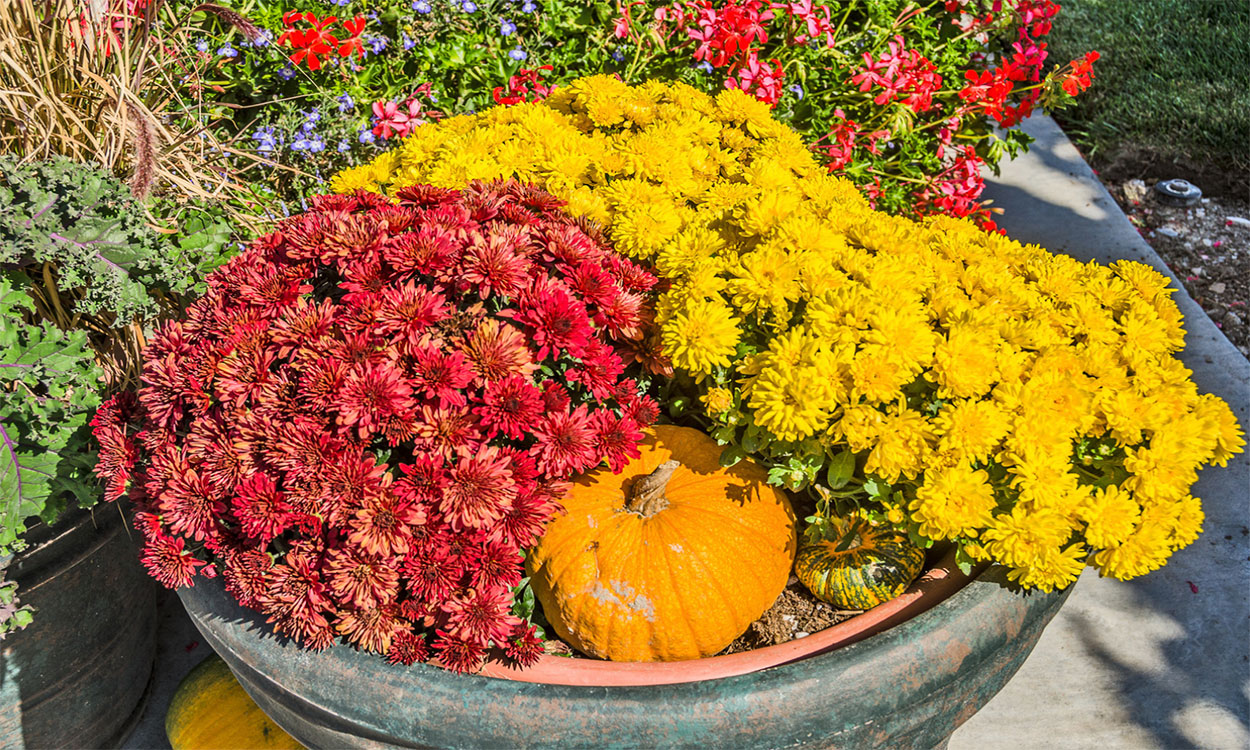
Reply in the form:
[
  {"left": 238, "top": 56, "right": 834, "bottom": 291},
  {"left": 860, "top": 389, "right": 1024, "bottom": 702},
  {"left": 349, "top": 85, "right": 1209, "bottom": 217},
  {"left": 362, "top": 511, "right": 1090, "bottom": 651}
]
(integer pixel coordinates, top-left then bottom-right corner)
[{"left": 1153, "top": 178, "right": 1202, "bottom": 207}]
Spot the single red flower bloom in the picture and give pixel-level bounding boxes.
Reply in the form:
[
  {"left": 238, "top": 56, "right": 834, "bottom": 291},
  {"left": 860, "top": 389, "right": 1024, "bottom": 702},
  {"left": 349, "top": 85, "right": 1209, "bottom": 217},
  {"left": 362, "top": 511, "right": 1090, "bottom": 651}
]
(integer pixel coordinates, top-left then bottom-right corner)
[
  {"left": 440, "top": 446, "right": 518, "bottom": 531},
  {"left": 337, "top": 15, "right": 367, "bottom": 59},
  {"left": 232, "top": 472, "right": 295, "bottom": 543},
  {"left": 348, "top": 491, "right": 426, "bottom": 557},
  {"left": 140, "top": 535, "right": 205, "bottom": 588},
  {"left": 474, "top": 375, "right": 544, "bottom": 441},
  {"left": 335, "top": 604, "right": 402, "bottom": 653},
  {"left": 441, "top": 585, "right": 520, "bottom": 646},
  {"left": 432, "top": 630, "right": 487, "bottom": 673},
  {"left": 386, "top": 630, "right": 430, "bottom": 665}
]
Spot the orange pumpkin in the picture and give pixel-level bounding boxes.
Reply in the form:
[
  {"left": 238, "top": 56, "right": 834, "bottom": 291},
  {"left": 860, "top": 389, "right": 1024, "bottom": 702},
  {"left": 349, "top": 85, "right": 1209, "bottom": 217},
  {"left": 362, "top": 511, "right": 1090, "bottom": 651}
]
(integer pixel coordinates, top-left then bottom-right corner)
[{"left": 526, "top": 425, "right": 797, "bottom": 662}]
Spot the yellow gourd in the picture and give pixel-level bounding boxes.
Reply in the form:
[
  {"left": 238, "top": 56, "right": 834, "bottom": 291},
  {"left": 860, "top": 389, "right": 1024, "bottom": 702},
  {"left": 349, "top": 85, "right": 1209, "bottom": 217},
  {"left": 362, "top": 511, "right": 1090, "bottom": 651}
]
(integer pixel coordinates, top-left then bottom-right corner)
[
  {"left": 527, "top": 425, "right": 797, "bottom": 662},
  {"left": 166, "top": 654, "right": 302, "bottom": 750}
]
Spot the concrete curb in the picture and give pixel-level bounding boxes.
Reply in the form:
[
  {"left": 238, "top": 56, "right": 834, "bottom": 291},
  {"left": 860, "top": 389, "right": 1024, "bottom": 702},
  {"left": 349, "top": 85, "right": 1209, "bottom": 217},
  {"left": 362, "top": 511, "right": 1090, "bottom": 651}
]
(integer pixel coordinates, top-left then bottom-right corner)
[{"left": 950, "top": 116, "right": 1250, "bottom": 750}]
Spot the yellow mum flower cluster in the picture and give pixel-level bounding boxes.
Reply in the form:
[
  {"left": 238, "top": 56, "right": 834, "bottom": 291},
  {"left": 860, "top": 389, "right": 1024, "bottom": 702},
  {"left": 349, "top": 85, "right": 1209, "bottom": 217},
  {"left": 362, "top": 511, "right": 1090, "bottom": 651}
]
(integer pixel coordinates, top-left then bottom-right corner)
[{"left": 333, "top": 75, "right": 1245, "bottom": 592}]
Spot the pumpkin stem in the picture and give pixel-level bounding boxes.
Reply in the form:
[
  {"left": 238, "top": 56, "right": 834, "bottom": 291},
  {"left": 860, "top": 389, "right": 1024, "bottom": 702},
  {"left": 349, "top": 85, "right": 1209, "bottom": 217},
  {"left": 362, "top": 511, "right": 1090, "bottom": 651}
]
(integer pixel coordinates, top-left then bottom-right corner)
[{"left": 625, "top": 460, "right": 680, "bottom": 517}]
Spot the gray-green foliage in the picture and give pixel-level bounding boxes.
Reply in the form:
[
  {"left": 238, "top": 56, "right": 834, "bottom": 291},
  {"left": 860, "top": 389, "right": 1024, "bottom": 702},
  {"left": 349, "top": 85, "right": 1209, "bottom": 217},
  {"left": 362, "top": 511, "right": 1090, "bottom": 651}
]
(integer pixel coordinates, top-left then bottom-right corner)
[
  {"left": 0, "top": 276, "right": 103, "bottom": 558},
  {"left": 0, "top": 156, "right": 231, "bottom": 324}
]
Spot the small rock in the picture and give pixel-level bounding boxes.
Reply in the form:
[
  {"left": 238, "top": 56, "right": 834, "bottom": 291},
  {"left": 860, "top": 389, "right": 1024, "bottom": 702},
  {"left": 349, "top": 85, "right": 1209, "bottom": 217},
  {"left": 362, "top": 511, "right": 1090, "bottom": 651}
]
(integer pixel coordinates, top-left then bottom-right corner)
[
  {"left": 1223, "top": 310, "right": 1244, "bottom": 328},
  {"left": 1123, "top": 179, "right": 1149, "bottom": 203},
  {"left": 1210, "top": 282, "right": 1227, "bottom": 295},
  {"left": 1227, "top": 216, "right": 1250, "bottom": 228},
  {"left": 1157, "top": 226, "right": 1181, "bottom": 238}
]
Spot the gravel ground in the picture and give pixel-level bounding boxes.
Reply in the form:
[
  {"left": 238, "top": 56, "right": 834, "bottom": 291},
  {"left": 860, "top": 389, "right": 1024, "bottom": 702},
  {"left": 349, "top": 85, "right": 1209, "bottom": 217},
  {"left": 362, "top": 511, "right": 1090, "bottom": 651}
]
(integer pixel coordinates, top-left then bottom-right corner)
[{"left": 1102, "top": 176, "right": 1250, "bottom": 360}]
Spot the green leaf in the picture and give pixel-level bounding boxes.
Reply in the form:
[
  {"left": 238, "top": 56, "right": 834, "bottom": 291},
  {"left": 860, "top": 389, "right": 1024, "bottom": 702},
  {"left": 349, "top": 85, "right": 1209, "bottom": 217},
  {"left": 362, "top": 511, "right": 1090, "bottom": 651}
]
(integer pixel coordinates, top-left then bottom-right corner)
[
  {"left": 954, "top": 547, "right": 975, "bottom": 576},
  {"left": 862, "top": 476, "right": 889, "bottom": 498},
  {"left": 719, "top": 445, "right": 746, "bottom": 468},
  {"left": 825, "top": 449, "right": 855, "bottom": 489}
]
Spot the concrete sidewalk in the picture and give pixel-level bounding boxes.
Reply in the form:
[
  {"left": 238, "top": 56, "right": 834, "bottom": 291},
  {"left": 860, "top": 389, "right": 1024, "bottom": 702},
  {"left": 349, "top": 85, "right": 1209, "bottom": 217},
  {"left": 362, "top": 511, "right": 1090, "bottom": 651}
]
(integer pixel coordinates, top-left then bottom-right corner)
[
  {"left": 121, "top": 116, "right": 1250, "bottom": 750},
  {"left": 950, "top": 117, "right": 1250, "bottom": 750}
]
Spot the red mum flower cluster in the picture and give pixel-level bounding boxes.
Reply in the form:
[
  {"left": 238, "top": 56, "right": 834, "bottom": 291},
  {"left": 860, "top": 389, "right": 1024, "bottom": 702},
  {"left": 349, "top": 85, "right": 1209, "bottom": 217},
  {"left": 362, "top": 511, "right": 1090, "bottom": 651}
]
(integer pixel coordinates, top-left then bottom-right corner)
[{"left": 92, "top": 182, "right": 662, "bottom": 672}]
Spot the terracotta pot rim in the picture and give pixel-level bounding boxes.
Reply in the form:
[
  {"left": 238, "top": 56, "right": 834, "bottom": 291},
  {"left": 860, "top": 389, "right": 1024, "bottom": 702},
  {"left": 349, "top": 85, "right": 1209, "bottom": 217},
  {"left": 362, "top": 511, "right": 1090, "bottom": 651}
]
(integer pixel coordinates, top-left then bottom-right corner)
[{"left": 478, "top": 545, "right": 978, "bottom": 686}]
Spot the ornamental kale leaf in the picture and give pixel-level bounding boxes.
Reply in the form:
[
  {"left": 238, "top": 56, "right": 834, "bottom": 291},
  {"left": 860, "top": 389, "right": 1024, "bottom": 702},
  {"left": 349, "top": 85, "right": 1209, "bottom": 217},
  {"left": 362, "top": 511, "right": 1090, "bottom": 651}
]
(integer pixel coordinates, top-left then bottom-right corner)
[{"left": 0, "top": 276, "right": 103, "bottom": 557}]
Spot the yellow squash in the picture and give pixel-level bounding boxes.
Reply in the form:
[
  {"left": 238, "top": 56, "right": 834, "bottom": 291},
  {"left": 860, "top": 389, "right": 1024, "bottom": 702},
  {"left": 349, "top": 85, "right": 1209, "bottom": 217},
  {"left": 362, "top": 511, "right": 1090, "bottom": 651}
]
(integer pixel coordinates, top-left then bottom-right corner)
[
  {"left": 527, "top": 425, "right": 797, "bottom": 661},
  {"left": 166, "top": 654, "right": 303, "bottom": 750}
]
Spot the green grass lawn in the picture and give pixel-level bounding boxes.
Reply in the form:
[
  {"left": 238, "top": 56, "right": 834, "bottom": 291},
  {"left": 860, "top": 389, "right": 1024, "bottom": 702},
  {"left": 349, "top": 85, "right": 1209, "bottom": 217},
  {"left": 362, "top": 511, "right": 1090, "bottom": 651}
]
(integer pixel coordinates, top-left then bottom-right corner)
[{"left": 1048, "top": 0, "right": 1250, "bottom": 193}]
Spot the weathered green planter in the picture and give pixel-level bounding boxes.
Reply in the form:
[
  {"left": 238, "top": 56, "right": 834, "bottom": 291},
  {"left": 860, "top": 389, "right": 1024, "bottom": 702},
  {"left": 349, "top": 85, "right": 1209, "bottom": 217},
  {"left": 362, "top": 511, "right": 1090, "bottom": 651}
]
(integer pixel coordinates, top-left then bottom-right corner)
[
  {"left": 179, "top": 559, "right": 1072, "bottom": 750},
  {"left": 0, "top": 505, "right": 158, "bottom": 749}
]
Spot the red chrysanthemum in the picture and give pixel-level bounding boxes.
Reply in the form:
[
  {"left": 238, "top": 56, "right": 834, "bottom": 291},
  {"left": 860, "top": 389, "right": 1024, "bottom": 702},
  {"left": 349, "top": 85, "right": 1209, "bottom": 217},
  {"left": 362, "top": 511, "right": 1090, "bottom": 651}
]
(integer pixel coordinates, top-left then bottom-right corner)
[
  {"left": 504, "top": 624, "right": 546, "bottom": 668},
  {"left": 231, "top": 472, "right": 294, "bottom": 543},
  {"left": 334, "top": 360, "right": 415, "bottom": 438},
  {"left": 409, "top": 344, "right": 476, "bottom": 408},
  {"left": 474, "top": 375, "right": 544, "bottom": 441},
  {"left": 432, "top": 630, "right": 488, "bottom": 673},
  {"left": 335, "top": 604, "right": 403, "bottom": 653},
  {"left": 140, "top": 534, "right": 205, "bottom": 588},
  {"left": 92, "top": 182, "right": 661, "bottom": 672},
  {"left": 508, "top": 278, "right": 593, "bottom": 360},
  {"left": 461, "top": 319, "right": 536, "bottom": 383},
  {"left": 440, "top": 446, "right": 517, "bottom": 530},
  {"left": 348, "top": 491, "right": 426, "bottom": 557},
  {"left": 461, "top": 228, "right": 533, "bottom": 299},
  {"left": 386, "top": 630, "right": 430, "bottom": 666},
  {"left": 531, "top": 404, "right": 598, "bottom": 477},
  {"left": 441, "top": 585, "right": 520, "bottom": 645}
]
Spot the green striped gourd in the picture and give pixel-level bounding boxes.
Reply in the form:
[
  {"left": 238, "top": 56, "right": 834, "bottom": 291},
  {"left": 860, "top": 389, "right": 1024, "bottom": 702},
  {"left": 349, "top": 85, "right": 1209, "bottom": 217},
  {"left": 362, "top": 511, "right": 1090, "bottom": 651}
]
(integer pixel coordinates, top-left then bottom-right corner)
[{"left": 795, "top": 516, "right": 924, "bottom": 610}]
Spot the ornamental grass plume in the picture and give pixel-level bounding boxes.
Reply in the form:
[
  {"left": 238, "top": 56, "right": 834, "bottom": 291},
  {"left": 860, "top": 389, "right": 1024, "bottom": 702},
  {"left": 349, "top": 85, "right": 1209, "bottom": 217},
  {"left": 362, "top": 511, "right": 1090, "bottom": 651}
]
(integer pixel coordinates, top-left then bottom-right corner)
[
  {"left": 333, "top": 76, "right": 1245, "bottom": 593},
  {"left": 0, "top": 0, "right": 268, "bottom": 214},
  {"left": 92, "top": 182, "right": 662, "bottom": 671}
]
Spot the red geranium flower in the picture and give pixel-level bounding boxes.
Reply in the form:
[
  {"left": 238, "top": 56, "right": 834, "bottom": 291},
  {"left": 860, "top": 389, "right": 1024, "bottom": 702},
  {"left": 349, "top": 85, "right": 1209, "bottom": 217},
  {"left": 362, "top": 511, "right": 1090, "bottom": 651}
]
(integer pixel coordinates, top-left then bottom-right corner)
[{"left": 278, "top": 11, "right": 339, "bottom": 71}]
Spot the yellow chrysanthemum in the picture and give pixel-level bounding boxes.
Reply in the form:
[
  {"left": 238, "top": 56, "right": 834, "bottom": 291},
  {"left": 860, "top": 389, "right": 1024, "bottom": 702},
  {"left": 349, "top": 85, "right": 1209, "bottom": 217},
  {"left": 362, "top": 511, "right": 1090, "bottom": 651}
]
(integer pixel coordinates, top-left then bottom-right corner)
[
  {"left": 1005, "top": 542, "right": 1087, "bottom": 592},
  {"left": 910, "top": 464, "right": 997, "bottom": 540},
  {"left": 1193, "top": 393, "right": 1247, "bottom": 467},
  {"left": 1122, "top": 446, "right": 1198, "bottom": 503},
  {"left": 729, "top": 245, "right": 802, "bottom": 319},
  {"left": 1078, "top": 485, "right": 1140, "bottom": 549},
  {"left": 660, "top": 298, "right": 740, "bottom": 376},
  {"left": 983, "top": 507, "right": 1073, "bottom": 570},
  {"left": 849, "top": 345, "right": 914, "bottom": 405},
  {"left": 933, "top": 399, "right": 1010, "bottom": 464},
  {"left": 748, "top": 363, "right": 836, "bottom": 442},
  {"left": 328, "top": 75, "right": 1246, "bottom": 591},
  {"left": 864, "top": 406, "right": 933, "bottom": 482},
  {"left": 930, "top": 324, "right": 1000, "bottom": 398},
  {"left": 1092, "top": 524, "right": 1173, "bottom": 580},
  {"left": 701, "top": 387, "right": 735, "bottom": 415},
  {"left": 835, "top": 403, "right": 885, "bottom": 453}
]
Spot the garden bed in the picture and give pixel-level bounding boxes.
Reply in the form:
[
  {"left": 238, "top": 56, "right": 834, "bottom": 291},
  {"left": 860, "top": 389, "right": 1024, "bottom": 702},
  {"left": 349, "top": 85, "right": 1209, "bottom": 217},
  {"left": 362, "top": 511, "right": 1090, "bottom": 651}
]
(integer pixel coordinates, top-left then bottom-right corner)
[{"left": 1100, "top": 175, "right": 1250, "bottom": 360}]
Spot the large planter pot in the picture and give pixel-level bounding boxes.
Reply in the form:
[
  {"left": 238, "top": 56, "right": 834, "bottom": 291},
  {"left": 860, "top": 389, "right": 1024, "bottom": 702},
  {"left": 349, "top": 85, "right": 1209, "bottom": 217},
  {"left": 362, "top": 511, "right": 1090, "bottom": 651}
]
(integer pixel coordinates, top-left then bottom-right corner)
[
  {"left": 179, "top": 549, "right": 1073, "bottom": 750},
  {"left": 0, "top": 505, "right": 158, "bottom": 749}
]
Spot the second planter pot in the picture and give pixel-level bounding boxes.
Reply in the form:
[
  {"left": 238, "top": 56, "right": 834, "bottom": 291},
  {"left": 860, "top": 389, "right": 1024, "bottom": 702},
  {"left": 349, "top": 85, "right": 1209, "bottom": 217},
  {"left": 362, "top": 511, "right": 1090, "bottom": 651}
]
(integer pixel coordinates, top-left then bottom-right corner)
[{"left": 0, "top": 504, "right": 158, "bottom": 749}]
